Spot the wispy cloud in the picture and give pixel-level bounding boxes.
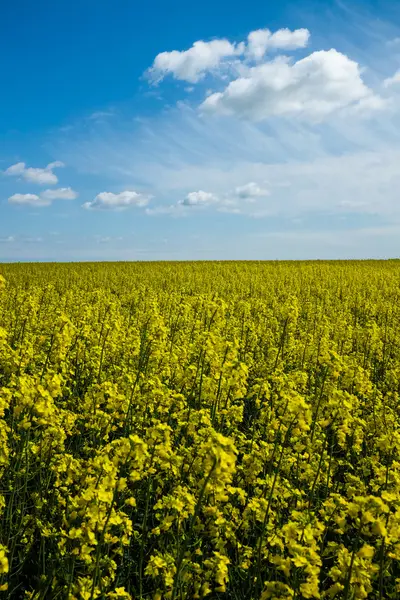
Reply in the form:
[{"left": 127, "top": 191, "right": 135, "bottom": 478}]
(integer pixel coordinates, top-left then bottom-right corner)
[
  {"left": 387, "top": 37, "right": 400, "bottom": 47},
  {"left": 383, "top": 69, "right": 400, "bottom": 87},
  {"left": 88, "top": 110, "right": 116, "bottom": 121},
  {"left": 52, "top": 6, "right": 400, "bottom": 257},
  {"left": 56, "top": 99, "right": 400, "bottom": 221},
  {"left": 94, "top": 235, "right": 124, "bottom": 243}
]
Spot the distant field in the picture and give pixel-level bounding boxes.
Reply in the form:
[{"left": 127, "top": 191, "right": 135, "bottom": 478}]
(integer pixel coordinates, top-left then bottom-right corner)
[{"left": 1, "top": 261, "right": 400, "bottom": 599}]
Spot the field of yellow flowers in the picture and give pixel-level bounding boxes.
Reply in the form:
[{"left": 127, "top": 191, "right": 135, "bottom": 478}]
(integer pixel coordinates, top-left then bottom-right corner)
[{"left": 0, "top": 260, "right": 400, "bottom": 599}]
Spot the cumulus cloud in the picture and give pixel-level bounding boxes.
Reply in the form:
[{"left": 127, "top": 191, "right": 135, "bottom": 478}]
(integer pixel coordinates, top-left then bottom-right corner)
[
  {"left": 246, "top": 28, "right": 310, "bottom": 60},
  {"left": 148, "top": 186, "right": 264, "bottom": 215},
  {"left": 4, "top": 163, "right": 25, "bottom": 176},
  {"left": 8, "top": 187, "right": 78, "bottom": 207},
  {"left": 201, "top": 49, "right": 382, "bottom": 121},
  {"left": 40, "top": 187, "right": 78, "bottom": 201},
  {"left": 383, "top": 70, "right": 400, "bottom": 87},
  {"left": 145, "top": 27, "right": 384, "bottom": 123},
  {"left": 235, "top": 182, "right": 270, "bottom": 201},
  {"left": 4, "top": 161, "right": 65, "bottom": 185},
  {"left": 146, "top": 190, "right": 227, "bottom": 215},
  {"left": 180, "top": 190, "right": 219, "bottom": 206},
  {"left": 83, "top": 190, "right": 150, "bottom": 210},
  {"left": 148, "top": 184, "right": 270, "bottom": 215},
  {"left": 8, "top": 193, "right": 47, "bottom": 207},
  {"left": 147, "top": 39, "right": 241, "bottom": 84},
  {"left": 146, "top": 27, "right": 311, "bottom": 84}
]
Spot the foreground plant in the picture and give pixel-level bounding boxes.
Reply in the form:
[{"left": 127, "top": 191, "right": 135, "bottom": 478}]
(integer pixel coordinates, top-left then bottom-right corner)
[{"left": 0, "top": 260, "right": 400, "bottom": 598}]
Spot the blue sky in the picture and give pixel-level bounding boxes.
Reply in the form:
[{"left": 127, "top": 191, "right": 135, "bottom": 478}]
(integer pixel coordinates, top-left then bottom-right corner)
[{"left": 1, "top": 0, "right": 400, "bottom": 261}]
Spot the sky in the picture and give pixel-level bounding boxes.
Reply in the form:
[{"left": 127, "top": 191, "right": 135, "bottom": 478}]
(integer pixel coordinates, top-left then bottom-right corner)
[{"left": 1, "top": 0, "right": 400, "bottom": 261}]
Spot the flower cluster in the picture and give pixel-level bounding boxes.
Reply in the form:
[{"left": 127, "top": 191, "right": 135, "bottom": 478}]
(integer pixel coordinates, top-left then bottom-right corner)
[{"left": 0, "top": 260, "right": 400, "bottom": 598}]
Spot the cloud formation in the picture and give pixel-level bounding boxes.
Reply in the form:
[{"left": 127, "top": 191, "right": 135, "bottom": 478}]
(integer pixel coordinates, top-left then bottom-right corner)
[
  {"left": 40, "top": 187, "right": 78, "bottom": 201},
  {"left": 5, "top": 161, "right": 64, "bottom": 185},
  {"left": 383, "top": 69, "right": 400, "bottom": 87},
  {"left": 202, "top": 50, "right": 383, "bottom": 121},
  {"left": 246, "top": 27, "right": 310, "bottom": 60},
  {"left": 146, "top": 26, "right": 386, "bottom": 123},
  {"left": 8, "top": 187, "right": 77, "bottom": 207},
  {"left": 147, "top": 27, "right": 310, "bottom": 84},
  {"left": 147, "top": 39, "right": 241, "bottom": 84},
  {"left": 55, "top": 11, "right": 400, "bottom": 251},
  {"left": 83, "top": 190, "right": 150, "bottom": 210},
  {"left": 8, "top": 193, "right": 47, "bottom": 207},
  {"left": 235, "top": 182, "right": 270, "bottom": 201},
  {"left": 146, "top": 182, "right": 271, "bottom": 215},
  {"left": 180, "top": 190, "right": 219, "bottom": 206}
]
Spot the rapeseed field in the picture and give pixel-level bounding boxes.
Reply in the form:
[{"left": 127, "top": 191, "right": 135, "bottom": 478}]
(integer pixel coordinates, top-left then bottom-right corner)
[{"left": 0, "top": 260, "right": 400, "bottom": 599}]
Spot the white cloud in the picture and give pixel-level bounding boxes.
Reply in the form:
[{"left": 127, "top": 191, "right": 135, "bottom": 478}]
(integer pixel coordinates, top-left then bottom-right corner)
[
  {"left": 146, "top": 28, "right": 310, "bottom": 83},
  {"left": 54, "top": 5, "right": 400, "bottom": 226},
  {"left": 148, "top": 187, "right": 251, "bottom": 214},
  {"left": 383, "top": 70, "right": 400, "bottom": 87},
  {"left": 146, "top": 184, "right": 270, "bottom": 216},
  {"left": 343, "top": 94, "right": 389, "bottom": 116},
  {"left": 40, "top": 187, "right": 78, "bottom": 201},
  {"left": 235, "top": 182, "right": 270, "bottom": 201},
  {"left": 146, "top": 189, "right": 228, "bottom": 214},
  {"left": 47, "top": 161, "right": 64, "bottom": 169},
  {"left": 0, "top": 236, "right": 15, "bottom": 243},
  {"left": 266, "top": 27, "right": 310, "bottom": 50},
  {"left": 56, "top": 98, "right": 400, "bottom": 222},
  {"left": 247, "top": 28, "right": 310, "bottom": 60},
  {"left": 83, "top": 190, "right": 150, "bottom": 210},
  {"left": 8, "top": 187, "right": 78, "bottom": 207},
  {"left": 202, "top": 49, "right": 383, "bottom": 121},
  {"left": 4, "top": 162, "right": 25, "bottom": 176},
  {"left": 246, "top": 30, "right": 271, "bottom": 61},
  {"left": 180, "top": 190, "right": 219, "bottom": 206},
  {"left": 4, "top": 161, "right": 65, "bottom": 185},
  {"left": 8, "top": 193, "right": 48, "bottom": 207},
  {"left": 147, "top": 39, "right": 240, "bottom": 84},
  {"left": 39, "top": 11, "right": 400, "bottom": 259}
]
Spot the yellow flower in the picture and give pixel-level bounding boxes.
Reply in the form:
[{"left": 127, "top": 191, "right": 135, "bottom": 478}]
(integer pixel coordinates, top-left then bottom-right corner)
[{"left": 0, "top": 546, "right": 9, "bottom": 574}]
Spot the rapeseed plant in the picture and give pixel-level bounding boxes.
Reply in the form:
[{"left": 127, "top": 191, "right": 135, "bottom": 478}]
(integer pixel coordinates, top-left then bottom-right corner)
[{"left": 0, "top": 260, "right": 400, "bottom": 598}]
